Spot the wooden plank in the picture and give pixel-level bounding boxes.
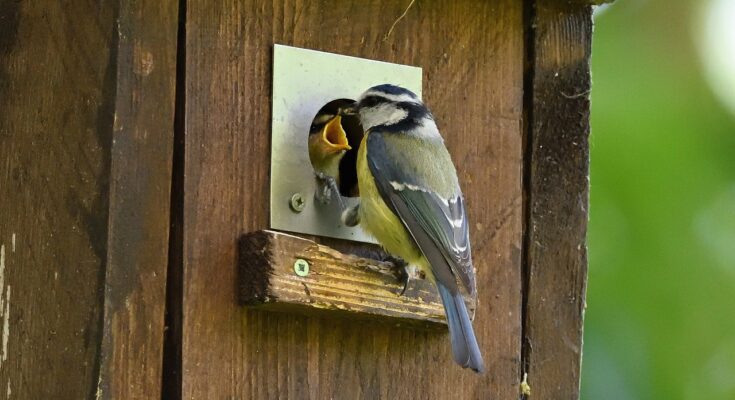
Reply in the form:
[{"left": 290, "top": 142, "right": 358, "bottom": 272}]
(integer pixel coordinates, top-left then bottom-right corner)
[
  {"left": 0, "top": 1, "right": 178, "bottom": 398},
  {"left": 522, "top": 1, "right": 593, "bottom": 399},
  {"left": 0, "top": 2, "right": 117, "bottom": 398},
  {"left": 238, "top": 230, "right": 476, "bottom": 328},
  {"left": 183, "top": 0, "right": 524, "bottom": 398},
  {"left": 96, "top": 1, "right": 179, "bottom": 399}
]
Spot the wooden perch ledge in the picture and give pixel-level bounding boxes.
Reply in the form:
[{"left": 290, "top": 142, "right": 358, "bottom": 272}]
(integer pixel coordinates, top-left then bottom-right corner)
[{"left": 238, "top": 230, "right": 476, "bottom": 329}]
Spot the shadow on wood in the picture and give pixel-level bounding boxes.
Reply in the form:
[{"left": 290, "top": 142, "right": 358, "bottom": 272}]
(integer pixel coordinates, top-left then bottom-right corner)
[{"left": 238, "top": 230, "right": 476, "bottom": 329}]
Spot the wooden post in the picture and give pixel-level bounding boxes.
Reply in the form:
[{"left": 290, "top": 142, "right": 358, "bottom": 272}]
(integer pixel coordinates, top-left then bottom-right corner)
[
  {"left": 0, "top": 3, "right": 117, "bottom": 397},
  {"left": 522, "top": 1, "right": 593, "bottom": 398},
  {"left": 96, "top": 1, "right": 179, "bottom": 399},
  {"left": 0, "top": 1, "right": 177, "bottom": 398}
]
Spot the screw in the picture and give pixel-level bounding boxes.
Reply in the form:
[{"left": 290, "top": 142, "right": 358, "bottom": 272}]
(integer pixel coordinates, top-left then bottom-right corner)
[
  {"left": 293, "top": 258, "right": 310, "bottom": 277},
  {"left": 289, "top": 193, "right": 305, "bottom": 212}
]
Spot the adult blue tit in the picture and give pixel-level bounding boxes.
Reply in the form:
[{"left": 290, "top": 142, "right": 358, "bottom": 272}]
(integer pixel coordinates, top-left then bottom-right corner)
[
  {"left": 347, "top": 84, "right": 484, "bottom": 373},
  {"left": 308, "top": 109, "right": 352, "bottom": 204}
]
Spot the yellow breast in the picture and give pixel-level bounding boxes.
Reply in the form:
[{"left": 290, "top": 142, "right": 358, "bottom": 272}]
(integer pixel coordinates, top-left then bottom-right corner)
[{"left": 357, "top": 133, "right": 424, "bottom": 266}]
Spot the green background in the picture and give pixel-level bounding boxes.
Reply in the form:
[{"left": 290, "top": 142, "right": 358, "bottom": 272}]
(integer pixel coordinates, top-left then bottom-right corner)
[{"left": 582, "top": 0, "right": 735, "bottom": 398}]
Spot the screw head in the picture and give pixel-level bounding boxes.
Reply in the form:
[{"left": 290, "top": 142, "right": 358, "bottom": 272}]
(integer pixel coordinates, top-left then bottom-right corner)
[
  {"left": 293, "top": 258, "right": 310, "bottom": 277},
  {"left": 289, "top": 193, "right": 305, "bottom": 212}
]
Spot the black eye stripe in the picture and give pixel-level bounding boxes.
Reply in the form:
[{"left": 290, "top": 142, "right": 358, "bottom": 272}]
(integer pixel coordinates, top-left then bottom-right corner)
[
  {"left": 396, "top": 101, "right": 432, "bottom": 120},
  {"left": 359, "top": 95, "right": 387, "bottom": 108}
]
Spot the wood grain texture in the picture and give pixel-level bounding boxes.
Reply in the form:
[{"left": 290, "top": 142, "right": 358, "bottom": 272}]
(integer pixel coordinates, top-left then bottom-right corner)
[
  {"left": 96, "top": 0, "right": 179, "bottom": 399},
  {"left": 183, "top": 0, "right": 524, "bottom": 398},
  {"left": 0, "top": 2, "right": 116, "bottom": 398},
  {"left": 522, "top": 1, "right": 592, "bottom": 399},
  {"left": 0, "top": 1, "right": 178, "bottom": 398},
  {"left": 239, "top": 230, "right": 476, "bottom": 328}
]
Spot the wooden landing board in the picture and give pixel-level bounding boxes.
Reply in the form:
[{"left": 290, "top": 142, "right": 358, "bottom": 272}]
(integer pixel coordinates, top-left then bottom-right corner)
[{"left": 238, "top": 230, "right": 476, "bottom": 329}]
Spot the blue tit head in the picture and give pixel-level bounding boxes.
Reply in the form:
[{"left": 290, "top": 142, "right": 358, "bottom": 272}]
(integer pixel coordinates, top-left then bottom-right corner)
[{"left": 350, "top": 84, "right": 441, "bottom": 138}]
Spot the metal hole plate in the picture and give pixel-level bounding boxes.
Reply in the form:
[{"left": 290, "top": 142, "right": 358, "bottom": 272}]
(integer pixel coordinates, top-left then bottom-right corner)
[{"left": 270, "top": 44, "right": 422, "bottom": 243}]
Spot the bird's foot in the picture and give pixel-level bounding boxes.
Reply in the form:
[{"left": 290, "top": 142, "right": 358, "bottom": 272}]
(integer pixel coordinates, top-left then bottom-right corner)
[
  {"left": 316, "top": 188, "right": 330, "bottom": 205},
  {"left": 314, "top": 172, "right": 345, "bottom": 209},
  {"left": 382, "top": 254, "right": 410, "bottom": 296}
]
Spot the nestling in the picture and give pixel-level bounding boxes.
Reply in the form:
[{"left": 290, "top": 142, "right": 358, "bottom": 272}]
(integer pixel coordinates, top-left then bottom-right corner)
[
  {"left": 343, "top": 84, "right": 485, "bottom": 373},
  {"left": 308, "top": 109, "right": 352, "bottom": 205}
]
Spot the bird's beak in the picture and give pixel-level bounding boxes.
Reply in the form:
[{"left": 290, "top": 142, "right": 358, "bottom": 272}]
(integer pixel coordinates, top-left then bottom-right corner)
[
  {"left": 321, "top": 115, "right": 352, "bottom": 152},
  {"left": 338, "top": 106, "right": 357, "bottom": 116}
]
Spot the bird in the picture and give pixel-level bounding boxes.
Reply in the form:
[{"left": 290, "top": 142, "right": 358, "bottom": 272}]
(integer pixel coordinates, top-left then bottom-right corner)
[
  {"left": 343, "top": 84, "right": 485, "bottom": 373},
  {"left": 308, "top": 107, "right": 352, "bottom": 205}
]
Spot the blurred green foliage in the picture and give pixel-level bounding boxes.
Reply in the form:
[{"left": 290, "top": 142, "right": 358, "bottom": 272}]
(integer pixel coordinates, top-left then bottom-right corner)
[{"left": 582, "top": 0, "right": 735, "bottom": 398}]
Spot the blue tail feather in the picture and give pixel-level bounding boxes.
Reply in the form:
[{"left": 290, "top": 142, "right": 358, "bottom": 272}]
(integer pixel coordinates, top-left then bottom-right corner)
[{"left": 437, "top": 282, "right": 485, "bottom": 373}]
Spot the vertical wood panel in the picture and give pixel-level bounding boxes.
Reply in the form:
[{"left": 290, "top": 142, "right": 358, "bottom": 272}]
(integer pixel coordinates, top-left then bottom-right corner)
[
  {"left": 0, "top": 2, "right": 117, "bottom": 398},
  {"left": 523, "top": 1, "right": 592, "bottom": 398},
  {"left": 183, "top": 0, "right": 524, "bottom": 398},
  {"left": 0, "top": 1, "right": 178, "bottom": 398},
  {"left": 97, "top": 1, "right": 179, "bottom": 399}
]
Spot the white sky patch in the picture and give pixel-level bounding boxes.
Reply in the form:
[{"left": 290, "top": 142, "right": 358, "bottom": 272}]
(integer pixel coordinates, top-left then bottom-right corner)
[{"left": 698, "top": 0, "right": 735, "bottom": 116}]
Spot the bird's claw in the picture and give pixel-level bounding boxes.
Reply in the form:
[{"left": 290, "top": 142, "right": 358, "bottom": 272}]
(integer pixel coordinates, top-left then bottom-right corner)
[
  {"left": 314, "top": 172, "right": 336, "bottom": 204},
  {"left": 314, "top": 172, "right": 346, "bottom": 209},
  {"left": 314, "top": 181, "right": 333, "bottom": 205},
  {"left": 382, "top": 255, "right": 410, "bottom": 296}
]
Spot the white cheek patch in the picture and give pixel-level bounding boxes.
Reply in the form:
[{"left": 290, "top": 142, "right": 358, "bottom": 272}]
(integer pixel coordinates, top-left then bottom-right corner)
[
  {"left": 381, "top": 105, "right": 409, "bottom": 125},
  {"left": 406, "top": 116, "right": 442, "bottom": 139},
  {"left": 360, "top": 104, "right": 409, "bottom": 130}
]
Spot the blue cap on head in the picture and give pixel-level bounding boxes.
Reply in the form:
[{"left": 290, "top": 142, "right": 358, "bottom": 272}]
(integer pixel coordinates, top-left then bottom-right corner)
[{"left": 367, "top": 84, "right": 418, "bottom": 99}]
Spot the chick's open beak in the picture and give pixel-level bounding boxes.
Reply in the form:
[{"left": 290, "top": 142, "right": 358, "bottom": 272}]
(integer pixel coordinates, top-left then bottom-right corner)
[{"left": 321, "top": 115, "right": 352, "bottom": 152}]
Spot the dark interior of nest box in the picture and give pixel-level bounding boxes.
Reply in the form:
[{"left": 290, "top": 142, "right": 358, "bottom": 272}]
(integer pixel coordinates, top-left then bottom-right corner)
[{"left": 308, "top": 98, "right": 364, "bottom": 198}]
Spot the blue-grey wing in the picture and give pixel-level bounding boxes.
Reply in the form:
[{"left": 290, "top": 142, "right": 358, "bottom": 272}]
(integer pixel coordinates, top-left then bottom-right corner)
[{"left": 366, "top": 131, "right": 475, "bottom": 295}]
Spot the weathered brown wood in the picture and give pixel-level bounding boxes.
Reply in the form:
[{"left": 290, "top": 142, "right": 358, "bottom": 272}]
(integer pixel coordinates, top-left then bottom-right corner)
[
  {"left": 239, "top": 230, "right": 476, "bottom": 329},
  {"left": 0, "top": 1, "right": 178, "bottom": 398},
  {"left": 96, "top": 1, "right": 179, "bottom": 399},
  {"left": 0, "top": 2, "right": 117, "bottom": 398},
  {"left": 183, "top": 0, "right": 524, "bottom": 398},
  {"left": 522, "top": 1, "right": 592, "bottom": 399}
]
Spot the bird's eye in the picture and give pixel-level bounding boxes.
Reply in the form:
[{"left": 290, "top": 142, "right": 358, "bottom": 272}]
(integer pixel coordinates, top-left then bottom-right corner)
[{"left": 359, "top": 96, "right": 382, "bottom": 108}]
